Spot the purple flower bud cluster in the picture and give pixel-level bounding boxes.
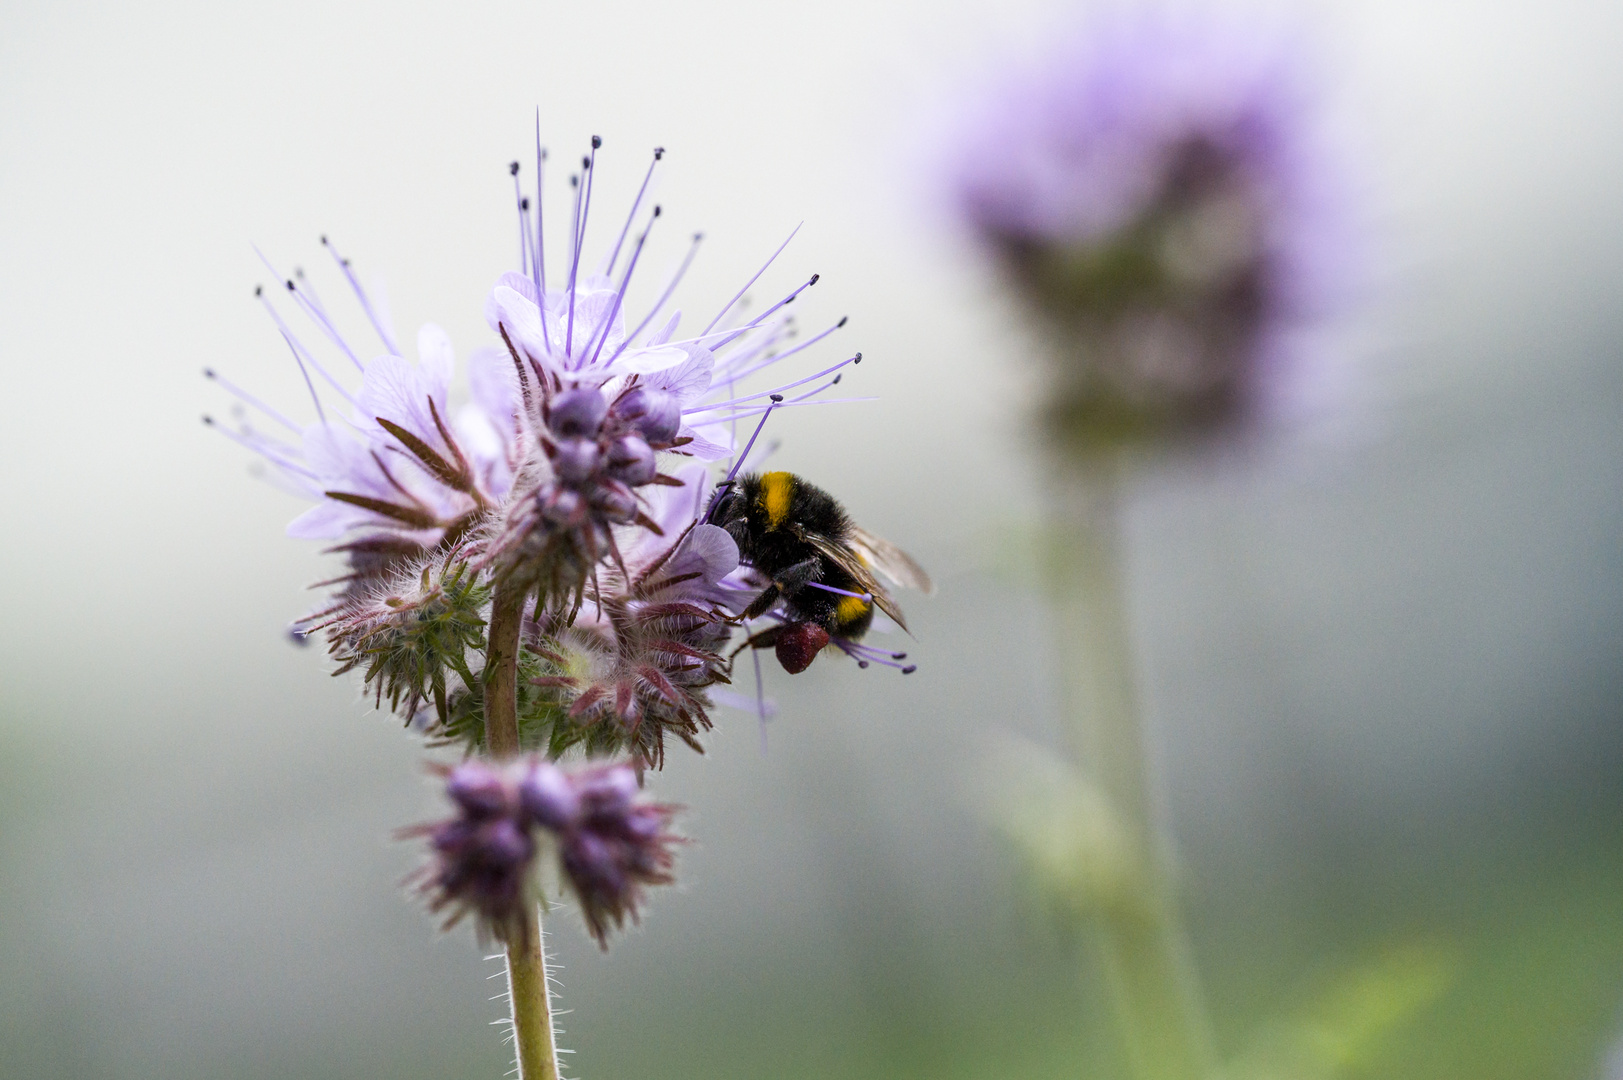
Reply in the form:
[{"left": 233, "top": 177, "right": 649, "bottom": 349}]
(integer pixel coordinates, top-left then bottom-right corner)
[
  {"left": 484, "top": 366, "right": 682, "bottom": 609},
  {"left": 948, "top": 15, "right": 1346, "bottom": 444},
  {"left": 407, "top": 757, "right": 679, "bottom": 946}
]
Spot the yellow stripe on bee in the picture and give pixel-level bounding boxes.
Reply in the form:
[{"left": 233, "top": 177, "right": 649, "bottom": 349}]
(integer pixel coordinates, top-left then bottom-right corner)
[
  {"left": 835, "top": 595, "right": 871, "bottom": 625},
  {"left": 759, "top": 471, "right": 795, "bottom": 530}
]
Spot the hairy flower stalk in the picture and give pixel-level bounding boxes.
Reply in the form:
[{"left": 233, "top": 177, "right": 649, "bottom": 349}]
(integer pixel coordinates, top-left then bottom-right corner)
[
  {"left": 211, "top": 131, "right": 877, "bottom": 1080},
  {"left": 947, "top": 16, "right": 1343, "bottom": 1080}
]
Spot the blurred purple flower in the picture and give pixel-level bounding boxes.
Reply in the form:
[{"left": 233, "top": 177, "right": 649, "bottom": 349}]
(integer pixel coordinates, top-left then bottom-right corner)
[
  {"left": 949, "top": 14, "right": 1348, "bottom": 442},
  {"left": 406, "top": 757, "right": 680, "bottom": 945}
]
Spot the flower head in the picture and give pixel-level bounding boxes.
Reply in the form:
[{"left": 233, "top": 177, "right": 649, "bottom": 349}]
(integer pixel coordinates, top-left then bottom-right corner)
[
  {"left": 211, "top": 135, "right": 878, "bottom": 753},
  {"left": 480, "top": 143, "right": 860, "bottom": 611},
  {"left": 405, "top": 757, "right": 680, "bottom": 946},
  {"left": 949, "top": 15, "right": 1346, "bottom": 444}
]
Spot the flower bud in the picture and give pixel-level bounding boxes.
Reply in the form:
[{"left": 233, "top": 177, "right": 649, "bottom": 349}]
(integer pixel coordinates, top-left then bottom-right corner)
[
  {"left": 520, "top": 761, "right": 582, "bottom": 831},
  {"left": 551, "top": 437, "right": 602, "bottom": 484},
  {"left": 614, "top": 386, "right": 682, "bottom": 445},
  {"left": 471, "top": 817, "right": 534, "bottom": 869},
  {"left": 576, "top": 764, "right": 640, "bottom": 817},
  {"left": 594, "top": 481, "right": 638, "bottom": 524},
  {"left": 604, "top": 434, "right": 656, "bottom": 486},
  {"left": 541, "top": 486, "right": 585, "bottom": 524},
  {"left": 445, "top": 761, "right": 512, "bottom": 819},
  {"left": 548, "top": 387, "right": 608, "bottom": 438}
]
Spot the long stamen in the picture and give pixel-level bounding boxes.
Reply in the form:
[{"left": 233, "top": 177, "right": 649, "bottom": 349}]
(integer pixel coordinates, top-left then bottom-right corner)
[
  {"left": 704, "top": 395, "right": 876, "bottom": 425},
  {"left": 610, "top": 232, "right": 703, "bottom": 363},
  {"left": 684, "top": 353, "right": 861, "bottom": 415},
  {"left": 509, "top": 161, "right": 528, "bottom": 274},
  {"left": 752, "top": 642, "right": 770, "bottom": 749},
  {"left": 703, "top": 395, "right": 782, "bottom": 523},
  {"left": 789, "top": 373, "right": 843, "bottom": 403},
  {"left": 715, "top": 316, "right": 848, "bottom": 385},
  {"left": 587, "top": 206, "right": 660, "bottom": 367},
  {"left": 566, "top": 136, "right": 602, "bottom": 364},
  {"left": 321, "top": 235, "right": 401, "bottom": 356},
  {"left": 702, "top": 224, "right": 801, "bottom": 336},
  {"left": 202, "top": 416, "right": 319, "bottom": 479},
  {"left": 565, "top": 173, "right": 583, "bottom": 360},
  {"left": 804, "top": 580, "right": 872, "bottom": 602},
  {"left": 256, "top": 287, "right": 358, "bottom": 410},
  {"left": 257, "top": 248, "right": 365, "bottom": 372},
  {"left": 533, "top": 118, "right": 550, "bottom": 349},
  {"left": 602, "top": 148, "right": 662, "bottom": 279},
  {"left": 706, "top": 273, "right": 819, "bottom": 351},
  {"left": 831, "top": 638, "right": 917, "bottom": 674},
  {"left": 204, "top": 368, "right": 300, "bottom": 432}
]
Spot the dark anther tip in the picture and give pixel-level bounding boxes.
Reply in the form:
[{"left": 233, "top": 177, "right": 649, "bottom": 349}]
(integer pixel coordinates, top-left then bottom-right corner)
[
  {"left": 294, "top": 267, "right": 304, "bottom": 278},
  {"left": 521, "top": 197, "right": 530, "bottom": 210},
  {"left": 202, "top": 414, "right": 215, "bottom": 425},
  {"left": 319, "top": 234, "right": 329, "bottom": 245},
  {"left": 901, "top": 665, "right": 918, "bottom": 675},
  {"left": 892, "top": 652, "right": 907, "bottom": 660},
  {"left": 769, "top": 393, "right": 784, "bottom": 403},
  {"left": 581, "top": 156, "right": 591, "bottom": 169},
  {"left": 203, "top": 367, "right": 216, "bottom": 378},
  {"left": 853, "top": 353, "right": 863, "bottom": 363},
  {"left": 837, "top": 316, "right": 848, "bottom": 328},
  {"left": 254, "top": 285, "right": 263, "bottom": 296},
  {"left": 285, "top": 280, "right": 296, "bottom": 291},
  {"left": 570, "top": 175, "right": 579, "bottom": 187},
  {"left": 653, "top": 147, "right": 664, "bottom": 159},
  {"left": 832, "top": 374, "right": 842, "bottom": 385},
  {"left": 653, "top": 205, "right": 662, "bottom": 216},
  {"left": 341, "top": 258, "right": 351, "bottom": 267},
  {"left": 694, "top": 232, "right": 704, "bottom": 241},
  {"left": 809, "top": 273, "right": 820, "bottom": 285},
  {"left": 858, "top": 660, "right": 870, "bottom": 669},
  {"left": 509, "top": 161, "right": 520, "bottom": 175},
  {"left": 591, "top": 135, "right": 602, "bottom": 148},
  {"left": 540, "top": 147, "right": 548, "bottom": 159}
]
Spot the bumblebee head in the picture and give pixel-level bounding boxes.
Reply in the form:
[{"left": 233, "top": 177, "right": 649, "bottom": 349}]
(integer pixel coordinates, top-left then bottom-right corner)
[{"left": 706, "top": 482, "right": 749, "bottom": 543}]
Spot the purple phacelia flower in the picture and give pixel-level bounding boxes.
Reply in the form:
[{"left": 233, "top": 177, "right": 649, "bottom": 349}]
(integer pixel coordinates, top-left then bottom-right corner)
[
  {"left": 204, "top": 240, "right": 522, "bottom": 598},
  {"left": 406, "top": 757, "right": 680, "bottom": 946},
  {"left": 947, "top": 15, "right": 1348, "bottom": 444},
  {"left": 480, "top": 139, "right": 863, "bottom": 609},
  {"left": 523, "top": 462, "right": 752, "bottom": 767}
]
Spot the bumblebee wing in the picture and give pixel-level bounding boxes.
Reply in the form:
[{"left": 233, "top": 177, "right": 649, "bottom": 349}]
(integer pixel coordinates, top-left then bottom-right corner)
[
  {"left": 799, "top": 530, "right": 912, "bottom": 634},
  {"left": 847, "top": 526, "right": 934, "bottom": 595}
]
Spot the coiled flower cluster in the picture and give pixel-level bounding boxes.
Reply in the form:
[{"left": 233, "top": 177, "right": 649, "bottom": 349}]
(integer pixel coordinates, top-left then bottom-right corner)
[{"left": 406, "top": 758, "right": 679, "bottom": 946}]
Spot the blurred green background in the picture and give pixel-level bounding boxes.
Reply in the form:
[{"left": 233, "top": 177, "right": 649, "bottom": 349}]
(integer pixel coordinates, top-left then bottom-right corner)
[{"left": 2, "top": 0, "right": 1621, "bottom": 1077}]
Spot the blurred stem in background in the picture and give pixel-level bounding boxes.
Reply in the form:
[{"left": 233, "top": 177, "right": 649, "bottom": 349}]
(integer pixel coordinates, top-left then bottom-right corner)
[
  {"left": 1050, "top": 454, "right": 1216, "bottom": 1080},
  {"left": 486, "top": 583, "right": 562, "bottom": 1080}
]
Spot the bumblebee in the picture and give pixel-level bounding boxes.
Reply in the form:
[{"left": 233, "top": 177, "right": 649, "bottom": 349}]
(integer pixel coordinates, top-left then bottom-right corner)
[{"left": 708, "top": 471, "right": 933, "bottom": 674}]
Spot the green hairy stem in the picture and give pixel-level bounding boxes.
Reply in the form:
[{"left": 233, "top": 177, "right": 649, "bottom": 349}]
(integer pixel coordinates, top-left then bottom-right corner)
[
  {"left": 486, "top": 582, "right": 562, "bottom": 1080},
  {"left": 1052, "top": 458, "right": 1216, "bottom": 1080}
]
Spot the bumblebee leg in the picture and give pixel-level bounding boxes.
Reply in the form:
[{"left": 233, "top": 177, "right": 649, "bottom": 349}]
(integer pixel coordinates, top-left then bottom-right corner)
[
  {"left": 739, "top": 557, "right": 824, "bottom": 621},
  {"left": 740, "top": 583, "right": 783, "bottom": 622},
  {"left": 728, "top": 623, "right": 785, "bottom": 662}
]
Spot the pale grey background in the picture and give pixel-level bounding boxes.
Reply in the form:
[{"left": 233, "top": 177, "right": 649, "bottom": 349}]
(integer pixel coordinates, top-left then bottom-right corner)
[{"left": 2, "top": 1, "right": 1621, "bottom": 1077}]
